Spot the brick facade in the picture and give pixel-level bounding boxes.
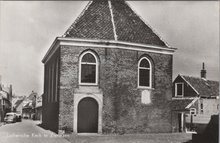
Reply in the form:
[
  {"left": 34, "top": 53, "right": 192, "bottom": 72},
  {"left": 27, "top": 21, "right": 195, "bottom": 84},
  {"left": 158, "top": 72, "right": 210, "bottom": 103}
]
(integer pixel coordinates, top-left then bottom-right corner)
[
  {"left": 42, "top": 0, "right": 175, "bottom": 134},
  {"left": 57, "top": 45, "right": 173, "bottom": 134},
  {"left": 42, "top": 49, "right": 60, "bottom": 133}
]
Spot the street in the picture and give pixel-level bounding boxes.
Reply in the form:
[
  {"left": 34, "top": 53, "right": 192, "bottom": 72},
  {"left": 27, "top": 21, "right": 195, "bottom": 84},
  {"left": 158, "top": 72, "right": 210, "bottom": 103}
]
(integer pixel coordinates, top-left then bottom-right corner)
[
  {"left": 0, "top": 120, "right": 70, "bottom": 143},
  {"left": 0, "top": 119, "right": 193, "bottom": 143}
]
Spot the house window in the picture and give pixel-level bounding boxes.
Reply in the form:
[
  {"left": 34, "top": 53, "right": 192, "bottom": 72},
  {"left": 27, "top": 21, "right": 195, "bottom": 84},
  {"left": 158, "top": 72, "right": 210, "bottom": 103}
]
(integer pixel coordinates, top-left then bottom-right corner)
[
  {"left": 79, "top": 51, "right": 98, "bottom": 85},
  {"left": 200, "top": 103, "right": 203, "bottom": 114},
  {"left": 190, "top": 108, "right": 196, "bottom": 115},
  {"left": 175, "top": 83, "right": 184, "bottom": 97},
  {"left": 138, "top": 57, "right": 152, "bottom": 88}
]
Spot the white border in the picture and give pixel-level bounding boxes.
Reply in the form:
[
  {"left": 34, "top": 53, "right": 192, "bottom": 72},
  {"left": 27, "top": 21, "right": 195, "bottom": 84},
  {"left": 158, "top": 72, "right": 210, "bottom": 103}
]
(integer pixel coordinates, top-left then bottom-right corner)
[
  {"left": 175, "top": 82, "right": 184, "bottom": 97},
  {"left": 73, "top": 93, "right": 103, "bottom": 134},
  {"left": 42, "top": 37, "right": 176, "bottom": 63},
  {"left": 138, "top": 57, "right": 152, "bottom": 88},
  {"left": 186, "top": 97, "right": 199, "bottom": 109},
  {"left": 79, "top": 51, "right": 98, "bottom": 85}
]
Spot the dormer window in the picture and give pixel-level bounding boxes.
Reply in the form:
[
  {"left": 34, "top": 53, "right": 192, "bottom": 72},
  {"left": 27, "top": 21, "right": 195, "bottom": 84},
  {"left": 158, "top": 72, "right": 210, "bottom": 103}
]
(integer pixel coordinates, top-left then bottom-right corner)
[
  {"left": 175, "top": 83, "right": 184, "bottom": 97},
  {"left": 138, "top": 57, "right": 152, "bottom": 88},
  {"left": 79, "top": 51, "right": 98, "bottom": 85}
]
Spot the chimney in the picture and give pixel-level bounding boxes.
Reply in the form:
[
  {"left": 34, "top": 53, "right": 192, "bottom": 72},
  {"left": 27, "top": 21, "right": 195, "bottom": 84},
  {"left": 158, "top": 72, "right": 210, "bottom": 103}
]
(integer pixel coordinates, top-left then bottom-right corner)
[{"left": 201, "top": 62, "right": 206, "bottom": 79}]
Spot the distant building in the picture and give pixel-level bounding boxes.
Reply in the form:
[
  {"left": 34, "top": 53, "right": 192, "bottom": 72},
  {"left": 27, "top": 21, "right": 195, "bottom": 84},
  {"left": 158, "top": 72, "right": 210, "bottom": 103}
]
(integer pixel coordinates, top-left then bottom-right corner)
[
  {"left": 13, "top": 97, "right": 25, "bottom": 114},
  {"left": 172, "top": 63, "right": 219, "bottom": 133},
  {"left": 35, "top": 94, "right": 42, "bottom": 121},
  {"left": 22, "top": 91, "right": 38, "bottom": 119},
  {"left": 42, "top": 0, "right": 176, "bottom": 134},
  {"left": 22, "top": 102, "right": 33, "bottom": 119},
  {"left": 0, "top": 77, "right": 13, "bottom": 122}
]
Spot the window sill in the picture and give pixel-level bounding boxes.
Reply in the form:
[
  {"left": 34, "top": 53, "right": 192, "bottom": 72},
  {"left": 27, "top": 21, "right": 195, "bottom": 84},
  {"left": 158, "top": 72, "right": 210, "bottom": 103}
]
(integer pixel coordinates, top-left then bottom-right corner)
[
  {"left": 79, "top": 83, "right": 98, "bottom": 86},
  {"left": 175, "top": 95, "right": 184, "bottom": 98},
  {"left": 137, "top": 86, "right": 154, "bottom": 90}
]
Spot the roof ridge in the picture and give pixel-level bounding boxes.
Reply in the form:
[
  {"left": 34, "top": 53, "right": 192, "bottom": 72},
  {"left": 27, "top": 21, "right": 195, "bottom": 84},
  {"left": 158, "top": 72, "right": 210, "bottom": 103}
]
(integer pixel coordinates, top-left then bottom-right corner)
[
  {"left": 179, "top": 75, "right": 200, "bottom": 95},
  {"left": 63, "top": 1, "right": 93, "bottom": 37},
  {"left": 182, "top": 74, "right": 219, "bottom": 82},
  {"left": 125, "top": 1, "right": 171, "bottom": 48},
  {"left": 108, "top": 0, "right": 118, "bottom": 40},
  {"left": 182, "top": 75, "right": 201, "bottom": 79}
]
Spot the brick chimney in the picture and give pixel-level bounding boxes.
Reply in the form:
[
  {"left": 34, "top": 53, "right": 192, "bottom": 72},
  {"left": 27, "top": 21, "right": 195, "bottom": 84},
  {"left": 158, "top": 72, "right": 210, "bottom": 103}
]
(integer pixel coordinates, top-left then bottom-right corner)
[{"left": 201, "top": 62, "right": 206, "bottom": 79}]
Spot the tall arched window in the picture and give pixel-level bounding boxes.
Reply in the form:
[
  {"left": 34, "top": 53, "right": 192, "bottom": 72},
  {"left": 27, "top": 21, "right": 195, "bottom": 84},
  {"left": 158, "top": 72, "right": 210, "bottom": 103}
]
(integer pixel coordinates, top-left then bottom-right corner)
[
  {"left": 138, "top": 57, "right": 152, "bottom": 88},
  {"left": 79, "top": 51, "right": 98, "bottom": 85}
]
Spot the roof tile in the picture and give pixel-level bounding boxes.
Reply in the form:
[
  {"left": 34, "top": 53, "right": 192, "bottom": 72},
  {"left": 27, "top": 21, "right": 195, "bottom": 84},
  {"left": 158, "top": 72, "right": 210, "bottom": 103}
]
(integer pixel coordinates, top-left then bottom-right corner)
[
  {"left": 64, "top": 0, "right": 169, "bottom": 47},
  {"left": 172, "top": 99, "right": 194, "bottom": 111},
  {"left": 182, "top": 75, "right": 219, "bottom": 97}
]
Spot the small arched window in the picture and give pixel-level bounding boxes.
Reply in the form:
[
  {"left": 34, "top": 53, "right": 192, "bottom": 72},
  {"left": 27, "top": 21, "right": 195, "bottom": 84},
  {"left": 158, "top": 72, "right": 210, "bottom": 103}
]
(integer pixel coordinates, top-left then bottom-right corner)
[
  {"left": 138, "top": 57, "right": 152, "bottom": 88},
  {"left": 79, "top": 51, "right": 98, "bottom": 85}
]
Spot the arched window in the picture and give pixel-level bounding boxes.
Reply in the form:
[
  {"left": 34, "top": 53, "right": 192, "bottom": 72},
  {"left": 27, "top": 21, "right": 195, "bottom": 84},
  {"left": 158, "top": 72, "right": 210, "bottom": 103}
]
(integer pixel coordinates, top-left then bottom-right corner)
[
  {"left": 79, "top": 51, "right": 98, "bottom": 85},
  {"left": 138, "top": 57, "right": 152, "bottom": 88}
]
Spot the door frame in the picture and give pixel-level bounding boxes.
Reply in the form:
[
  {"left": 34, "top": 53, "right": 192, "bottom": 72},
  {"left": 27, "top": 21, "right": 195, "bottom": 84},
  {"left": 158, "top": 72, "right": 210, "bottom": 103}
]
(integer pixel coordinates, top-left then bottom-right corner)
[
  {"left": 178, "top": 112, "right": 184, "bottom": 132},
  {"left": 74, "top": 93, "right": 103, "bottom": 134}
]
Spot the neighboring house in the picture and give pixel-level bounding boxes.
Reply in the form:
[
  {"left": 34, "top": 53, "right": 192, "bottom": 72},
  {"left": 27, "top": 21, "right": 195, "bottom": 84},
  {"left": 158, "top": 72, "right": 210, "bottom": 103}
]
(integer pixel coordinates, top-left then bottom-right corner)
[
  {"left": 13, "top": 98, "right": 25, "bottom": 114},
  {"left": 172, "top": 63, "right": 219, "bottom": 133},
  {"left": 42, "top": 0, "right": 176, "bottom": 134},
  {"left": 35, "top": 94, "right": 42, "bottom": 121},
  {"left": 12, "top": 95, "right": 25, "bottom": 108},
  {"left": 22, "top": 102, "right": 33, "bottom": 119},
  {"left": 22, "top": 91, "right": 38, "bottom": 119},
  {"left": 0, "top": 82, "right": 12, "bottom": 122}
]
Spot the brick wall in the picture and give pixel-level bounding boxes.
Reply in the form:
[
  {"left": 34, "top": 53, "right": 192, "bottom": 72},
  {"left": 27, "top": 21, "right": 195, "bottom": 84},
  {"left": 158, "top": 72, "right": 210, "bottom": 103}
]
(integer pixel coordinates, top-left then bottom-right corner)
[
  {"left": 58, "top": 45, "right": 173, "bottom": 134},
  {"left": 42, "top": 49, "right": 60, "bottom": 133}
]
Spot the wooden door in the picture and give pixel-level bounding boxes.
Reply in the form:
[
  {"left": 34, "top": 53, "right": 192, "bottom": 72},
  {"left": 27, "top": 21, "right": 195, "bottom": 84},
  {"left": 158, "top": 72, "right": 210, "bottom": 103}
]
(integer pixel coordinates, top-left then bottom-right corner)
[{"left": 77, "top": 97, "right": 98, "bottom": 133}]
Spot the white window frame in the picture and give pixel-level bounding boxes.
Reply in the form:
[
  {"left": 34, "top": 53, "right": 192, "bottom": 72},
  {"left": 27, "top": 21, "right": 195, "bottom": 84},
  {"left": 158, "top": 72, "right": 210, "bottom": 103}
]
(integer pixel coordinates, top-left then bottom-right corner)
[
  {"left": 175, "top": 82, "right": 184, "bottom": 97},
  {"left": 190, "top": 108, "right": 196, "bottom": 115},
  {"left": 79, "top": 51, "right": 98, "bottom": 85},
  {"left": 138, "top": 57, "right": 152, "bottom": 89}
]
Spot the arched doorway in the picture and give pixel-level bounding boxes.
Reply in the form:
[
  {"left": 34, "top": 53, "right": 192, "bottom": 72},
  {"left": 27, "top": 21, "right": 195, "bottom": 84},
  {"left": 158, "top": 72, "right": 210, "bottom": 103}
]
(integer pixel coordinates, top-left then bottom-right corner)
[{"left": 77, "top": 97, "right": 98, "bottom": 133}]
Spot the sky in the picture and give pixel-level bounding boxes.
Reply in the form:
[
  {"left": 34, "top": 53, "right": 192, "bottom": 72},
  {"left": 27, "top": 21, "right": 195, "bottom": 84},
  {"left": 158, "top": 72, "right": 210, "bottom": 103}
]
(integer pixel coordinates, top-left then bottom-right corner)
[{"left": 0, "top": 1, "right": 219, "bottom": 96}]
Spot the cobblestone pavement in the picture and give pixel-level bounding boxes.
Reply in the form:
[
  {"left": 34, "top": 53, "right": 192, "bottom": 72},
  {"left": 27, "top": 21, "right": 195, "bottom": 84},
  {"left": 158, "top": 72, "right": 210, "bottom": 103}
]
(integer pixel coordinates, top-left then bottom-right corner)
[{"left": 0, "top": 119, "right": 70, "bottom": 143}]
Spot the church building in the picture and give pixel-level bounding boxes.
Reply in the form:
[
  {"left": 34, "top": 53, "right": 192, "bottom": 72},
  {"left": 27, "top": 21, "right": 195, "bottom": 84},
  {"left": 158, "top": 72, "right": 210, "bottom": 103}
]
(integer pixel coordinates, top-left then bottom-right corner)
[{"left": 42, "top": 0, "right": 176, "bottom": 134}]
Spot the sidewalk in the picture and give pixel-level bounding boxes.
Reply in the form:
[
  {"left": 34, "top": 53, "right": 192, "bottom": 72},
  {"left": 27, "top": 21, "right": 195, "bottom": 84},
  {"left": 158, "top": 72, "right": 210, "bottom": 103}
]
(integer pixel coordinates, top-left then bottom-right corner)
[
  {"left": 0, "top": 119, "right": 70, "bottom": 143},
  {"left": 0, "top": 122, "right": 5, "bottom": 127},
  {"left": 64, "top": 133, "right": 192, "bottom": 143}
]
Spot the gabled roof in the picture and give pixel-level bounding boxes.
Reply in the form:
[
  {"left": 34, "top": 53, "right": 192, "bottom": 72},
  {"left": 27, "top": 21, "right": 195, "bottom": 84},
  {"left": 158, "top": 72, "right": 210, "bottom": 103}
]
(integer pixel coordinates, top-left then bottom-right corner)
[
  {"left": 14, "top": 99, "right": 24, "bottom": 109},
  {"left": 172, "top": 98, "right": 194, "bottom": 111},
  {"left": 27, "top": 91, "right": 37, "bottom": 101},
  {"left": 179, "top": 75, "right": 219, "bottom": 98},
  {"left": 63, "top": 0, "right": 169, "bottom": 48},
  {"left": 23, "top": 102, "right": 32, "bottom": 109}
]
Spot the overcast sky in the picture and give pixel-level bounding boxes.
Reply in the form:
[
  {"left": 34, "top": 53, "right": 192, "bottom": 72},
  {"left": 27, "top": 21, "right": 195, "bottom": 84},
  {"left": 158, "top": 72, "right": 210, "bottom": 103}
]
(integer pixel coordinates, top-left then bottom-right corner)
[{"left": 0, "top": 1, "right": 219, "bottom": 96}]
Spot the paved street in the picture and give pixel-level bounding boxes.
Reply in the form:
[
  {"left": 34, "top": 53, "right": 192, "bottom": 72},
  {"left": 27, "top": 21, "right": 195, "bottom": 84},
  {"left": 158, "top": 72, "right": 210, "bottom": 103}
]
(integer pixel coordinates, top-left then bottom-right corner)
[
  {"left": 0, "top": 119, "right": 192, "bottom": 143},
  {"left": 65, "top": 133, "right": 192, "bottom": 143},
  {"left": 0, "top": 120, "right": 70, "bottom": 143}
]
